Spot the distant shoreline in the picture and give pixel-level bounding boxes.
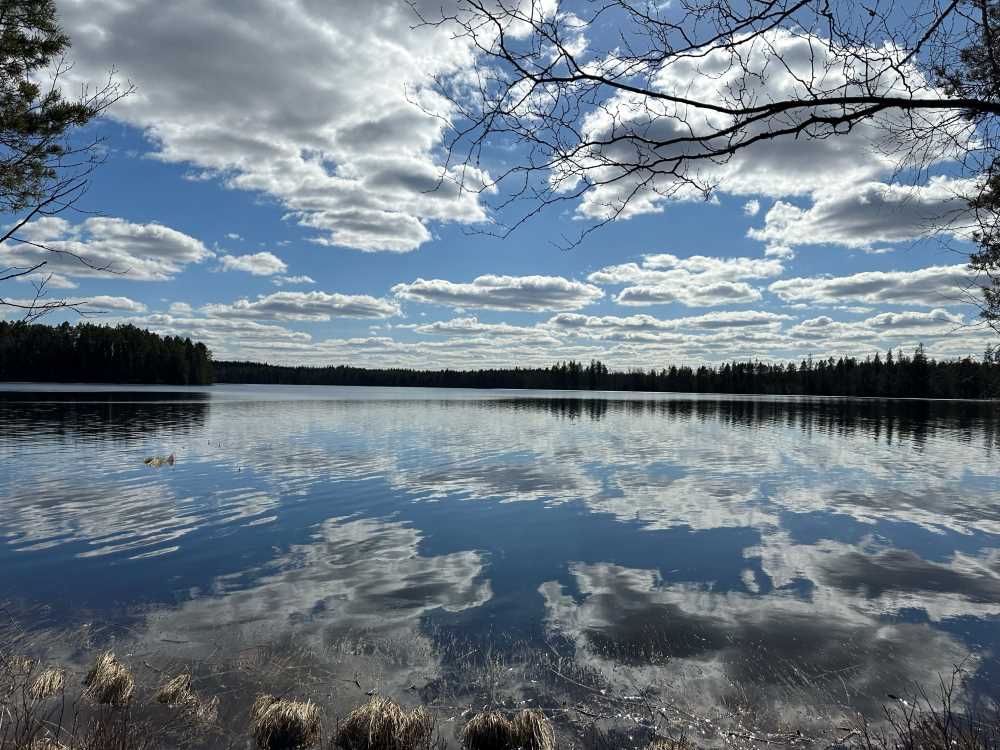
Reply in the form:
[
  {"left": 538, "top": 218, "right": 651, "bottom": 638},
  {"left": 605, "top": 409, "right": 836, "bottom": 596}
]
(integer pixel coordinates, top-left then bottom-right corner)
[
  {"left": 2, "top": 321, "right": 999, "bottom": 398},
  {"left": 1, "top": 380, "right": 998, "bottom": 404}
]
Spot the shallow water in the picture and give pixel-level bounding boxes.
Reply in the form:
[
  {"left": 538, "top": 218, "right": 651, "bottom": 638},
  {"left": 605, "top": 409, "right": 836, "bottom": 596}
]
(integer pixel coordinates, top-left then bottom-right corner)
[{"left": 2, "top": 384, "right": 999, "bottom": 726}]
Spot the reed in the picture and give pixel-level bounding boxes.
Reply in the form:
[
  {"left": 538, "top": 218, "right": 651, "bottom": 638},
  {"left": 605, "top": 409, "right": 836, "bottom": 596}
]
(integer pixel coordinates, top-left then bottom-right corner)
[
  {"left": 461, "top": 709, "right": 555, "bottom": 750},
  {"left": 82, "top": 651, "right": 134, "bottom": 706},
  {"left": 26, "top": 738, "right": 69, "bottom": 750},
  {"left": 335, "top": 694, "right": 434, "bottom": 750},
  {"left": 646, "top": 740, "right": 689, "bottom": 750},
  {"left": 511, "top": 709, "right": 555, "bottom": 750},
  {"left": 154, "top": 673, "right": 194, "bottom": 706},
  {"left": 250, "top": 693, "right": 321, "bottom": 750},
  {"left": 27, "top": 667, "right": 65, "bottom": 700}
]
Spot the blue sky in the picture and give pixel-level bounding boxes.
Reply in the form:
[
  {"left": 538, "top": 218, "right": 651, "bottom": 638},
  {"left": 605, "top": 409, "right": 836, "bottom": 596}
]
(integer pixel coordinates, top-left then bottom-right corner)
[{"left": 3, "top": 0, "right": 993, "bottom": 368}]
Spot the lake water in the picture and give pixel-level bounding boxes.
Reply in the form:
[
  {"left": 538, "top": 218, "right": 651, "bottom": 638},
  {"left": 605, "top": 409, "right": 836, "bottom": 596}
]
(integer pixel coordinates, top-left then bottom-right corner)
[{"left": 2, "top": 384, "right": 999, "bottom": 739}]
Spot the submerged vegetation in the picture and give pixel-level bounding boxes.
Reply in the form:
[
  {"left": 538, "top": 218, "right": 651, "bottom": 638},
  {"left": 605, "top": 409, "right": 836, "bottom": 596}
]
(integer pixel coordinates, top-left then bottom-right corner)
[{"left": 2, "top": 625, "right": 998, "bottom": 750}]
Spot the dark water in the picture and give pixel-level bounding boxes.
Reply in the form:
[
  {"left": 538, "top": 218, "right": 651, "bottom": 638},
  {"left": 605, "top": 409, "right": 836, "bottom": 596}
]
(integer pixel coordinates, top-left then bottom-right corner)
[{"left": 2, "top": 384, "right": 999, "bottom": 722}]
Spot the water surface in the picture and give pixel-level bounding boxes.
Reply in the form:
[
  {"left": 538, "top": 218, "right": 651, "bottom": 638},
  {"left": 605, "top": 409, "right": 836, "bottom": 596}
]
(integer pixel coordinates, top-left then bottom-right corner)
[{"left": 2, "top": 384, "right": 998, "bottom": 727}]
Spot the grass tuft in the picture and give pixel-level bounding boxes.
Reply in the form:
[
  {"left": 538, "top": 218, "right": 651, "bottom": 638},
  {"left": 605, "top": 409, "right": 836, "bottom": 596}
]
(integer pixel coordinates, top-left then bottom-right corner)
[
  {"left": 82, "top": 651, "right": 134, "bottom": 706},
  {"left": 335, "top": 694, "right": 434, "bottom": 750},
  {"left": 460, "top": 711, "right": 513, "bottom": 750},
  {"left": 9, "top": 654, "right": 35, "bottom": 674},
  {"left": 154, "top": 673, "right": 194, "bottom": 705},
  {"left": 26, "top": 738, "right": 69, "bottom": 750},
  {"left": 250, "top": 693, "right": 321, "bottom": 750},
  {"left": 511, "top": 708, "right": 554, "bottom": 750},
  {"left": 645, "top": 740, "right": 690, "bottom": 750},
  {"left": 461, "top": 709, "right": 555, "bottom": 750},
  {"left": 28, "top": 666, "right": 65, "bottom": 700}
]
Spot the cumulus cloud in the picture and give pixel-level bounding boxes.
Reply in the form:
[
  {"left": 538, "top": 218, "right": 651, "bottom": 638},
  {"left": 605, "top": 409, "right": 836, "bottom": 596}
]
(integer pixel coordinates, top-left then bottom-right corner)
[
  {"left": 589, "top": 253, "right": 783, "bottom": 308},
  {"left": 3, "top": 295, "right": 147, "bottom": 314},
  {"left": 401, "top": 316, "right": 552, "bottom": 339},
  {"left": 561, "top": 28, "right": 963, "bottom": 222},
  {"left": 782, "top": 307, "right": 973, "bottom": 345},
  {"left": 218, "top": 252, "right": 288, "bottom": 276},
  {"left": 272, "top": 275, "right": 316, "bottom": 287},
  {"left": 59, "top": 0, "right": 489, "bottom": 252},
  {"left": 748, "top": 177, "right": 974, "bottom": 251},
  {"left": 743, "top": 200, "right": 761, "bottom": 216},
  {"left": 138, "top": 313, "right": 314, "bottom": 358},
  {"left": 864, "top": 308, "right": 964, "bottom": 332},
  {"left": 202, "top": 291, "right": 401, "bottom": 321},
  {"left": 616, "top": 281, "right": 762, "bottom": 307},
  {"left": 391, "top": 274, "right": 604, "bottom": 311},
  {"left": 549, "top": 310, "right": 791, "bottom": 340},
  {"left": 84, "top": 295, "right": 148, "bottom": 313},
  {"left": 769, "top": 265, "right": 975, "bottom": 307},
  {"left": 6, "top": 216, "right": 213, "bottom": 281}
]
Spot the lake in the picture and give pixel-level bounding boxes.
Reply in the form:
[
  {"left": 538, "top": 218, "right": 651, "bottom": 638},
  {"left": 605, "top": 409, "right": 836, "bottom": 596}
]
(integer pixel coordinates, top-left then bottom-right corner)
[{"left": 2, "top": 384, "right": 999, "bottom": 743}]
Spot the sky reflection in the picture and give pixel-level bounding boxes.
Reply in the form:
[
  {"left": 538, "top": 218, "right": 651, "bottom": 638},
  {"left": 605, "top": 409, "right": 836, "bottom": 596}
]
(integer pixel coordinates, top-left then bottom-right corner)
[{"left": 1, "top": 385, "right": 998, "bottom": 722}]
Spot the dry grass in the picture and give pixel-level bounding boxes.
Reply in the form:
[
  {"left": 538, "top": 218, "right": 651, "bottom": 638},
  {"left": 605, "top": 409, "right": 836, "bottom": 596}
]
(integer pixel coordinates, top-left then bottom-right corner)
[
  {"left": 82, "top": 651, "right": 134, "bottom": 706},
  {"left": 28, "top": 667, "right": 65, "bottom": 700},
  {"left": 187, "top": 694, "right": 220, "bottom": 727},
  {"left": 460, "top": 708, "right": 554, "bottom": 750},
  {"left": 335, "top": 694, "right": 434, "bottom": 750},
  {"left": 26, "top": 738, "right": 69, "bottom": 750},
  {"left": 153, "top": 671, "right": 218, "bottom": 727},
  {"left": 250, "top": 693, "right": 322, "bottom": 750},
  {"left": 154, "top": 672, "right": 194, "bottom": 705},
  {"left": 460, "top": 711, "right": 514, "bottom": 750},
  {"left": 645, "top": 740, "right": 690, "bottom": 750},
  {"left": 511, "top": 709, "right": 555, "bottom": 750},
  {"left": 9, "top": 654, "right": 35, "bottom": 674}
]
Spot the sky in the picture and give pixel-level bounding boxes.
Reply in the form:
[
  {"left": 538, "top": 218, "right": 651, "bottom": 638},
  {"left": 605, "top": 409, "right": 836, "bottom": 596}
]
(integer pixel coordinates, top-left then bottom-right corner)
[{"left": 3, "top": 0, "right": 996, "bottom": 369}]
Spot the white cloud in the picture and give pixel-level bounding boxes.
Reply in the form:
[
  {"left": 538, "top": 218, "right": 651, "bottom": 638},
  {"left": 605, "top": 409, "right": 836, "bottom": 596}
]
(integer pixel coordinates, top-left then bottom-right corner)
[
  {"left": 560, "top": 28, "right": 963, "bottom": 222},
  {"left": 391, "top": 274, "right": 604, "bottom": 311},
  {"left": 3, "top": 295, "right": 147, "bottom": 314},
  {"left": 769, "top": 265, "right": 975, "bottom": 307},
  {"left": 13, "top": 272, "right": 78, "bottom": 289},
  {"left": 272, "top": 275, "right": 316, "bottom": 287},
  {"left": 401, "top": 316, "right": 553, "bottom": 340},
  {"left": 59, "top": 0, "right": 489, "bottom": 252},
  {"left": 747, "top": 177, "right": 974, "bottom": 251},
  {"left": 743, "top": 199, "right": 761, "bottom": 217},
  {"left": 6, "top": 216, "right": 213, "bottom": 281},
  {"left": 202, "top": 291, "right": 401, "bottom": 321},
  {"left": 548, "top": 310, "right": 791, "bottom": 340},
  {"left": 589, "top": 253, "right": 783, "bottom": 308},
  {"left": 84, "top": 295, "right": 148, "bottom": 313},
  {"left": 218, "top": 252, "right": 288, "bottom": 276},
  {"left": 763, "top": 244, "right": 795, "bottom": 260},
  {"left": 615, "top": 281, "right": 762, "bottom": 307},
  {"left": 865, "top": 308, "right": 965, "bottom": 332},
  {"left": 143, "top": 313, "right": 314, "bottom": 349}
]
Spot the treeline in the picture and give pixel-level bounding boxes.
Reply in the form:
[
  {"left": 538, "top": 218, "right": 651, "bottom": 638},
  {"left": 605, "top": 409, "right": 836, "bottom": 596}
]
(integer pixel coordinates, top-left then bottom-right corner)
[
  {"left": 0, "top": 321, "right": 213, "bottom": 385},
  {"left": 216, "top": 345, "right": 1000, "bottom": 399},
  {"left": 2, "top": 321, "right": 997, "bottom": 397}
]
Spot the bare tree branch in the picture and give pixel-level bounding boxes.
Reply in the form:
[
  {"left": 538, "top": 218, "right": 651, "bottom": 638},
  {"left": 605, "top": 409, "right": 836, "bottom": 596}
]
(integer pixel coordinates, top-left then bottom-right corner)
[{"left": 415, "top": 0, "right": 1000, "bottom": 325}]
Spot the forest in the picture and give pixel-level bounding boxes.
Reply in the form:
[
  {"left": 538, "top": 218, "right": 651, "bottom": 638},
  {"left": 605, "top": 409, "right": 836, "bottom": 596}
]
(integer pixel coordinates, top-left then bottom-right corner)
[
  {"left": 0, "top": 321, "right": 213, "bottom": 385},
  {"left": 2, "top": 321, "right": 998, "bottom": 397},
  {"left": 216, "top": 345, "right": 1000, "bottom": 399}
]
